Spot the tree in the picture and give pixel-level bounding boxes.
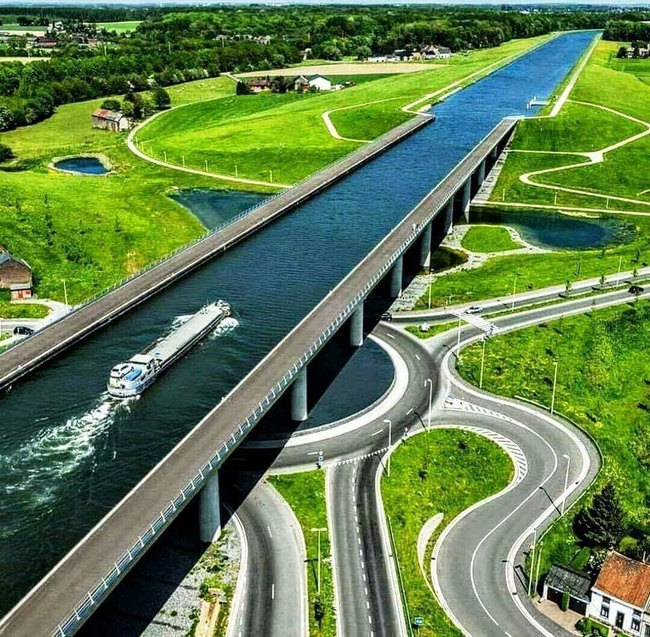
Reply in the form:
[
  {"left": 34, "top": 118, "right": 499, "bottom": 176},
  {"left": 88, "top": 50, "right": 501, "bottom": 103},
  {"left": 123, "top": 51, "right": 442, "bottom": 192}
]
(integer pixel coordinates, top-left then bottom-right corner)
[
  {"left": 575, "top": 483, "right": 626, "bottom": 548},
  {"left": 617, "top": 45, "right": 628, "bottom": 58},
  {"left": 0, "top": 143, "right": 13, "bottom": 163},
  {"left": 121, "top": 99, "right": 135, "bottom": 118},
  {"left": 100, "top": 98, "right": 121, "bottom": 111},
  {"left": 0, "top": 106, "right": 15, "bottom": 132},
  {"left": 235, "top": 81, "right": 251, "bottom": 95},
  {"left": 152, "top": 87, "right": 170, "bottom": 109}
]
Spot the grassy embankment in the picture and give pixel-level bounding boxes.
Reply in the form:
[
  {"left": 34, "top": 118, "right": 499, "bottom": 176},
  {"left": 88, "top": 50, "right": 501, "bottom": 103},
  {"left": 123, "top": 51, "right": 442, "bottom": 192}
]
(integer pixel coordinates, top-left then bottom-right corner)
[
  {"left": 460, "top": 226, "right": 521, "bottom": 252},
  {"left": 139, "top": 35, "right": 552, "bottom": 185},
  {"left": 458, "top": 301, "right": 650, "bottom": 576},
  {"left": 270, "top": 472, "right": 335, "bottom": 637},
  {"left": 418, "top": 40, "right": 650, "bottom": 309},
  {"left": 0, "top": 77, "right": 260, "bottom": 304},
  {"left": 381, "top": 429, "right": 513, "bottom": 636}
]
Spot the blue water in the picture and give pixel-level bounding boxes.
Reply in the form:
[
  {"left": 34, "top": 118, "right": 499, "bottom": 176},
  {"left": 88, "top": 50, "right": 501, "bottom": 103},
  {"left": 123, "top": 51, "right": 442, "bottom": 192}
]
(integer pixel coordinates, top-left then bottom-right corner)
[
  {"left": 54, "top": 157, "right": 108, "bottom": 175},
  {"left": 471, "top": 208, "right": 636, "bottom": 250},
  {"left": 0, "top": 31, "right": 597, "bottom": 615},
  {"left": 173, "top": 189, "right": 267, "bottom": 228}
]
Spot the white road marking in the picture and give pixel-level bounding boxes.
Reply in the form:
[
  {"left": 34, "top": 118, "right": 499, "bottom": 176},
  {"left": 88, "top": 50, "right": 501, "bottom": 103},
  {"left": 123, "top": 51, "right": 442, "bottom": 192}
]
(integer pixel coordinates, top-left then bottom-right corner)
[
  {"left": 406, "top": 407, "right": 413, "bottom": 416},
  {"left": 371, "top": 428, "right": 384, "bottom": 437},
  {"left": 267, "top": 525, "right": 273, "bottom": 538},
  {"left": 385, "top": 333, "right": 395, "bottom": 339},
  {"left": 271, "top": 583, "right": 275, "bottom": 600},
  {"left": 415, "top": 354, "right": 420, "bottom": 361},
  {"left": 366, "top": 601, "right": 370, "bottom": 610},
  {"left": 307, "top": 450, "right": 319, "bottom": 456}
]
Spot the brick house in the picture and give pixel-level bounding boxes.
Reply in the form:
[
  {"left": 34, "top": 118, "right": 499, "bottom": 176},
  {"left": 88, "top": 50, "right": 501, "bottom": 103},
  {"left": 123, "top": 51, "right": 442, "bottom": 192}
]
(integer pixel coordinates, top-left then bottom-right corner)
[
  {"left": 0, "top": 249, "right": 33, "bottom": 300},
  {"left": 91, "top": 108, "right": 130, "bottom": 132},
  {"left": 588, "top": 551, "right": 650, "bottom": 636}
]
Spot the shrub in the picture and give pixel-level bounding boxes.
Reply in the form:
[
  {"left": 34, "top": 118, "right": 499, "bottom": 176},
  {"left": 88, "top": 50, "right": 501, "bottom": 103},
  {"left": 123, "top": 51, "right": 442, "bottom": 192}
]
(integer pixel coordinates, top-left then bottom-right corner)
[
  {"left": 0, "top": 144, "right": 13, "bottom": 163},
  {"left": 561, "top": 591, "right": 570, "bottom": 612},
  {"left": 100, "top": 98, "right": 121, "bottom": 111}
]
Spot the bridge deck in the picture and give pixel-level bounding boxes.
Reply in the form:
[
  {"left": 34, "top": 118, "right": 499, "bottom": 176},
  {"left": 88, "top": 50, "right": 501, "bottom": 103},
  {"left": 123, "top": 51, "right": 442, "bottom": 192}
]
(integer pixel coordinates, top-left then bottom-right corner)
[
  {"left": 0, "top": 114, "right": 431, "bottom": 394},
  {"left": 0, "top": 118, "right": 517, "bottom": 637}
]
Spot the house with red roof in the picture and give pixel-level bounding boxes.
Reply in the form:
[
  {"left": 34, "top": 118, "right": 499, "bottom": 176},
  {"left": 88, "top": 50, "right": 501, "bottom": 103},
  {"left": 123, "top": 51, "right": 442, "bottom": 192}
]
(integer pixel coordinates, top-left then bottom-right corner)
[{"left": 588, "top": 551, "right": 650, "bottom": 635}]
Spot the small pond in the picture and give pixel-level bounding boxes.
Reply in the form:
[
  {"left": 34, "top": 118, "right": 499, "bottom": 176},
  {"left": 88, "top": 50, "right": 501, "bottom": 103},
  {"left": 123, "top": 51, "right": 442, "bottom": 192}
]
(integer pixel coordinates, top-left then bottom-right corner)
[
  {"left": 173, "top": 189, "right": 268, "bottom": 229},
  {"left": 54, "top": 156, "right": 109, "bottom": 175},
  {"left": 471, "top": 208, "right": 636, "bottom": 250}
]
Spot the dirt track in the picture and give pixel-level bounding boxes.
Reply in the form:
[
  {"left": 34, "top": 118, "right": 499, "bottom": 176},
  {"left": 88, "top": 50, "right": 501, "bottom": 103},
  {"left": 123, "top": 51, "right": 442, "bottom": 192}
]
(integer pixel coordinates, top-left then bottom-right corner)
[{"left": 236, "top": 62, "right": 437, "bottom": 78}]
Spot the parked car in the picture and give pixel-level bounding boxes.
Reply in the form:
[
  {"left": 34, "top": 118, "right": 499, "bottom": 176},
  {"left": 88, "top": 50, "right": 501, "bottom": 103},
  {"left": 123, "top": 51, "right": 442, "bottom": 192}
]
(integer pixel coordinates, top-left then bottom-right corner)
[
  {"left": 380, "top": 312, "right": 392, "bottom": 322},
  {"left": 629, "top": 285, "right": 645, "bottom": 294},
  {"left": 466, "top": 306, "right": 483, "bottom": 314},
  {"left": 13, "top": 325, "right": 35, "bottom": 336}
]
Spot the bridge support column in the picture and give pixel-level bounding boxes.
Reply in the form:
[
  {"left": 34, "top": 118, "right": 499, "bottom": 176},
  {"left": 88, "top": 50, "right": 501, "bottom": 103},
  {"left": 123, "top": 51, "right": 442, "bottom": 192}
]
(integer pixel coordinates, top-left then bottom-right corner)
[
  {"left": 350, "top": 304, "right": 364, "bottom": 347},
  {"left": 291, "top": 368, "right": 308, "bottom": 422},
  {"left": 462, "top": 179, "right": 471, "bottom": 223},
  {"left": 390, "top": 255, "right": 404, "bottom": 298},
  {"left": 419, "top": 222, "right": 432, "bottom": 269},
  {"left": 490, "top": 145, "right": 499, "bottom": 160},
  {"left": 477, "top": 159, "right": 486, "bottom": 186},
  {"left": 444, "top": 199, "right": 454, "bottom": 235},
  {"left": 200, "top": 472, "right": 221, "bottom": 543}
]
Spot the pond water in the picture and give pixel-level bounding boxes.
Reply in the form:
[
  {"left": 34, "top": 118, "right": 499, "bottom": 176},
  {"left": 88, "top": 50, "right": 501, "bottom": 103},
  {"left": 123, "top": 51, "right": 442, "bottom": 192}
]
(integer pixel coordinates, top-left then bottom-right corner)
[
  {"left": 173, "top": 189, "right": 267, "bottom": 229},
  {"left": 54, "top": 157, "right": 108, "bottom": 175},
  {"left": 471, "top": 208, "right": 636, "bottom": 250}
]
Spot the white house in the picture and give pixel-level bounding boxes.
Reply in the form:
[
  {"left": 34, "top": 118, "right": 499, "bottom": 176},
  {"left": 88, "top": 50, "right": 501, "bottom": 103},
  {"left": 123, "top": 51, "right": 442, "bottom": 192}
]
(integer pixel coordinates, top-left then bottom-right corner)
[
  {"left": 307, "top": 74, "right": 332, "bottom": 91},
  {"left": 588, "top": 551, "right": 650, "bottom": 636}
]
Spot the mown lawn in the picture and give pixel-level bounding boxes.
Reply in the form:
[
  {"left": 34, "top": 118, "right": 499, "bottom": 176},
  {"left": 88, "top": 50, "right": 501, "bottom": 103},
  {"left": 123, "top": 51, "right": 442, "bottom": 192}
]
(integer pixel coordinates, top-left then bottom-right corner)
[
  {"left": 382, "top": 429, "right": 512, "bottom": 637},
  {"left": 270, "top": 472, "right": 335, "bottom": 637},
  {"left": 0, "top": 89, "right": 267, "bottom": 303},
  {"left": 461, "top": 226, "right": 521, "bottom": 252},
  {"left": 139, "top": 35, "right": 551, "bottom": 184},
  {"left": 458, "top": 301, "right": 650, "bottom": 577},
  {"left": 492, "top": 40, "right": 650, "bottom": 209}
]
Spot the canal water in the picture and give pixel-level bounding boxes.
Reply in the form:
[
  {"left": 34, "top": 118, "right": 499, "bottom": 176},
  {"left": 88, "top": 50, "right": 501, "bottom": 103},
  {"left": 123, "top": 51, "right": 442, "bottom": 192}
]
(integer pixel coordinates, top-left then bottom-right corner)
[{"left": 0, "top": 31, "right": 596, "bottom": 615}]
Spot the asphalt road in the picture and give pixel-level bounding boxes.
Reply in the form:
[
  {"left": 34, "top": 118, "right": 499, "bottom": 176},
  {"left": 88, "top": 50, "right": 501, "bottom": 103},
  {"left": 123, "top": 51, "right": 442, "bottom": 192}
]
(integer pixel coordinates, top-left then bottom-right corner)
[{"left": 225, "top": 478, "right": 307, "bottom": 637}]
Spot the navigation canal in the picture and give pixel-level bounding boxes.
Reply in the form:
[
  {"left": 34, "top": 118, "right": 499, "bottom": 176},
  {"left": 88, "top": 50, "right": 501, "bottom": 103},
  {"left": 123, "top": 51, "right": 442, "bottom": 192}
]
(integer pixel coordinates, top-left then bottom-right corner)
[{"left": 0, "top": 31, "right": 596, "bottom": 615}]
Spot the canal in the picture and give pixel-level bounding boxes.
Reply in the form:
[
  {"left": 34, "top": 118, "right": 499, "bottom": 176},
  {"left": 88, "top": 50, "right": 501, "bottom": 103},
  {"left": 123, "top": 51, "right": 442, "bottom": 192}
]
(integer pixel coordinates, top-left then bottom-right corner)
[{"left": 0, "top": 31, "right": 596, "bottom": 615}]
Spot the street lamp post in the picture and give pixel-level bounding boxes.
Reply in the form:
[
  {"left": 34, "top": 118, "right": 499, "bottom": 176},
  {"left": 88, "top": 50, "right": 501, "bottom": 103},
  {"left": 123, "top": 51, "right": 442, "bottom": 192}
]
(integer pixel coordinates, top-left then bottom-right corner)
[
  {"left": 479, "top": 337, "right": 488, "bottom": 389},
  {"left": 62, "top": 279, "right": 68, "bottom": 308},
  {"left": 456, "top": 314, "right": 462, "bottom": 358},
  {"left": 311, "top": 527, "right": 327, "bottom": 595},
  {"left": 616, "top": 255, "right": 623, "bottom": 285},
  {"left": 385, "top": 418, "right": 392, "bottom": 477},
  {"left": 528, "top": 527, "right": 537, "bottom": 596},
  {"left": 561, "top": 454, "right": 571, "bottom": 515},
  {"left": 550, "top": 360, "right": 558, "bottom": 415},
  {"left": 534, "top": 541, "right": 543, "bottom": 595},
  {"left": 425, "top": 378, "right": 433, "bottom": 431},
  {"left": 511, "top": 272, "right": 518, "bottom": 310},
  {"left": 428, "top": 269, "right": 433, "bottom": 310}
]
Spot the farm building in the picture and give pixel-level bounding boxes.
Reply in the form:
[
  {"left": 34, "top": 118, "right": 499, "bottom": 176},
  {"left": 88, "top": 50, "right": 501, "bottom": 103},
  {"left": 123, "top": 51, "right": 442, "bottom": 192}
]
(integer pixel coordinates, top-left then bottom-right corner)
[
  {"left": 91, "top": 109, "right": 130, "bottom": 132},
  {"left": 0, "top": 249, "right": 33, "bottom": 300}
]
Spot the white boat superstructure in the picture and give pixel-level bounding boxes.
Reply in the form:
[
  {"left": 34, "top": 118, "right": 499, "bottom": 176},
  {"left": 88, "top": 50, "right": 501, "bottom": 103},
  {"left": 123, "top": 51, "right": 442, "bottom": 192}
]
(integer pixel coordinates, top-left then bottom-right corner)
[{"left": 107, "top": 300, "right": 231, "bottom": 398}]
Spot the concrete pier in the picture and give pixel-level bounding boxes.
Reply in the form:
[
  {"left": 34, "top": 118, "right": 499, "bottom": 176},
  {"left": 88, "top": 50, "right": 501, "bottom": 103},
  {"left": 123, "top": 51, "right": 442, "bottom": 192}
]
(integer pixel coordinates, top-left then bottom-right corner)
[
  {"left": 291, "top": 368, "right": 308, "bottom": 422},
  {"left": 199, "top": 473, "right": 221, "bottom": 543},
  {"left": 477, "top": 159, "right": 486, "bottom": 186},
  {"left": 419, "top": 222, "right": 432, "bottom": 268},
  {"left": 390, "top": 255, "right": 404, "bottom": 297},
  {"left": 444, "top": 199, "right": 454, "bottom": 235},
  {"left": 462, "top": 180, "right": 471, "bottom": 223},
  {"left": 350, "top": 304, "right": 364, "bottom": 347}
]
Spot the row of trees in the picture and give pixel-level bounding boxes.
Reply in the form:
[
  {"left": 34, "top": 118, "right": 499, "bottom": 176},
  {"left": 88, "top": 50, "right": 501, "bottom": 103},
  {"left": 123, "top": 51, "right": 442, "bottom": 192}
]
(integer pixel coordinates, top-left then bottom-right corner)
[{"left": 604, "top": 20, "right": 650, "bottom": 43}]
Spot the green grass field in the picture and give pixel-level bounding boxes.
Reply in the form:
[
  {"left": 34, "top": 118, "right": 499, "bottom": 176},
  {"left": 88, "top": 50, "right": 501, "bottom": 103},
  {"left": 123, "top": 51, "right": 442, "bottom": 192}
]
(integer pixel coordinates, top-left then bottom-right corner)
[
  {"left": 458, "top": 301, "right": 650, "bottom": 577},
  {"left": 460, "top": 226, "right": 521, "bottom": 252},
  {"left": 382, "top": 429, "right": 512, "bottom": 637},
  {"left": 493, "top": 40, "right": 650, "bottom": 209},
  {"left": 270, "top": 473, "right": 335, "bottom": 637},
  {"left": 139, "top": 35, "right": 551, "bottom": 184},
  {"left": 0, "top": 89, "right": 250, "bottom": 303},
  {"left": 95, "top": 21, "right": 141, "bottom": 34}
]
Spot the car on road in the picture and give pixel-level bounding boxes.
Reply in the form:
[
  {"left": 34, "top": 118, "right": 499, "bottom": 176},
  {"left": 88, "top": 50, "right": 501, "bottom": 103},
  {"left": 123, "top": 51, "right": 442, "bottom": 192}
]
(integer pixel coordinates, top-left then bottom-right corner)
[
  {"left": 380, "top": 312, "right": 392, "bottom": 322},
  {"left": 629, "top": 285, "right": 645, "bottom": 295},
  {"left": 465, "top": 306, "right": 482, "bottom": 314},
  {"left": 13, "top": 325, "right": 35, "bottom": 336}
]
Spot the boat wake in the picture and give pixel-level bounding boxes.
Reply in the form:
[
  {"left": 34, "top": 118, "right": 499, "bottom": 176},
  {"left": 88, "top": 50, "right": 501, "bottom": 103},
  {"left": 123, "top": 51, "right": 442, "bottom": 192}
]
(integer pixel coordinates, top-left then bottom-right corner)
[
  {"left": 209, "top": 316, "right": 239, "bottom": 339},
  {"left": 0, "top": 394, "right": 137, "bottom": 511}
]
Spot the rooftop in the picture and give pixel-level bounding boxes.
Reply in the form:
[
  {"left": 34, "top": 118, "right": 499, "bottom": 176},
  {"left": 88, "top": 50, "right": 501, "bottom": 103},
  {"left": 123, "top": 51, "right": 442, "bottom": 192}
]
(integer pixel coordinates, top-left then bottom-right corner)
[
  {"left": 593, "top": 551, "right": 650, "bottom": 609},
  {"left": 545, "top": 564, "right": 592, "bottom": 602},
  {"left": 92, "top": 108, "right": 125, "bottom": 122}
]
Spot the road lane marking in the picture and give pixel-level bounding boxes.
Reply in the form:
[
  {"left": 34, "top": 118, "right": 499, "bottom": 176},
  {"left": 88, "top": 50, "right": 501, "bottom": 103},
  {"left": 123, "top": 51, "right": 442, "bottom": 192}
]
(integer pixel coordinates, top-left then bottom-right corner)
[
  {"left": 307, "top": 450, "right": 319, "bottom": 456},
  {"left": 415, "top": 354, "right": 420, "bottom": 360},
  {"left": 385, "top": 333, "right": 395, "bottom": 339},
  {"left": 267, "top": 525, "right": 273, "bottom": 538},
  {"left": 406, "top": 407, "right": 413, "bottom": 416},
  {"left": 371, "top": 428, "right": 383, "bottom": 436},
  {"left": 271, "top": 583, "right": 275, "bottom": 600}
]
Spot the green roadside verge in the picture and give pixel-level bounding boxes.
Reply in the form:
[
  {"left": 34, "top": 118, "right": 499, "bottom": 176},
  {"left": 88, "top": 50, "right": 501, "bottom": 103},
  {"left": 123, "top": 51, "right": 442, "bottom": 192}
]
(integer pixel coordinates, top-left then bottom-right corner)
[
  {"left": 457, "top": 301, "right": 650, "bottom": 578},
  {"left": 270, "top": 472, "right": 335, "bottom": 637},
  {"left": 381, "top": 429, "right": 513, "bottom": 637}
]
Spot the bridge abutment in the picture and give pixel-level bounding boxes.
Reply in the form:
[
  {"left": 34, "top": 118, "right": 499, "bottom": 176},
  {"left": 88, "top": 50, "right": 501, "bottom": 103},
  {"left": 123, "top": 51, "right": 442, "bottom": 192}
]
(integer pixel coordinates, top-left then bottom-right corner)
[
  {"left": 390, "top": 255, "right": 404, "bottom": 297},
  {"left": 199, "top": 472, "right": 221, "bottom": 543},
  {"left": 291, "top": 367, "right": 308, "bottom": 421},
  {"left": 350, "top": 304, "right": 364, "bottom": 347}
]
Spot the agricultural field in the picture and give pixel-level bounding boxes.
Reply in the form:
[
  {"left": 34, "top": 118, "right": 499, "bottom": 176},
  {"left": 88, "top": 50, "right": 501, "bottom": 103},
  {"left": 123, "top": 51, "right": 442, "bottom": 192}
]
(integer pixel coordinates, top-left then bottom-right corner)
[
  {"left": 138, "top": 35, "right": 551, "bottom": 185},
  {"left": 458, "top": 301, "right": 650, "bottom": 578},
  {"left": 95, "top": 21, "right": 141, "bottom": 33}
]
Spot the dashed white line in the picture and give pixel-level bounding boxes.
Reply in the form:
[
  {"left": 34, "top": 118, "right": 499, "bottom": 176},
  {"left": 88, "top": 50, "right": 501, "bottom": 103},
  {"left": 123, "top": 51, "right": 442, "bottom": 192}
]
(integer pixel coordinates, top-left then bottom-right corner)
[
  {"left": 415, "top": 354, "right": 421, "bottom": 361},
  {"left": 406, "top": 407, "right": 413, "bottom": 416},
  {"left": 271, "top": 583, "right": 275, "bottom": 600},
  {"left": 385, "top": 333, "right": 395, "bottom": 339},
  {"left": 267, "top": 525, "right": 273, "bottom": 538},
  {"left": 371, "top": 428, "right": 384, "bottom": 437}
]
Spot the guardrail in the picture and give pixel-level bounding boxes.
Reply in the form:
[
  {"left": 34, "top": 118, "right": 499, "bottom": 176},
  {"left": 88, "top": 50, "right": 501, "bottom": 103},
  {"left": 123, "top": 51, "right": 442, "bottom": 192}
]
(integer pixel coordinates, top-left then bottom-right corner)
[{"left": 51, "top": 115, "right": 513, "bottom": 636}]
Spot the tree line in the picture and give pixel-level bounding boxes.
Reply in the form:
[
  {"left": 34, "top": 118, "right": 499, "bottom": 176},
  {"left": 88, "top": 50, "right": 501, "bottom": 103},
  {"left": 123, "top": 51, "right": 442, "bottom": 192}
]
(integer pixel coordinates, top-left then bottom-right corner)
[{"left": 0, "top": 6, "right": 645, "bottom": 131}]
